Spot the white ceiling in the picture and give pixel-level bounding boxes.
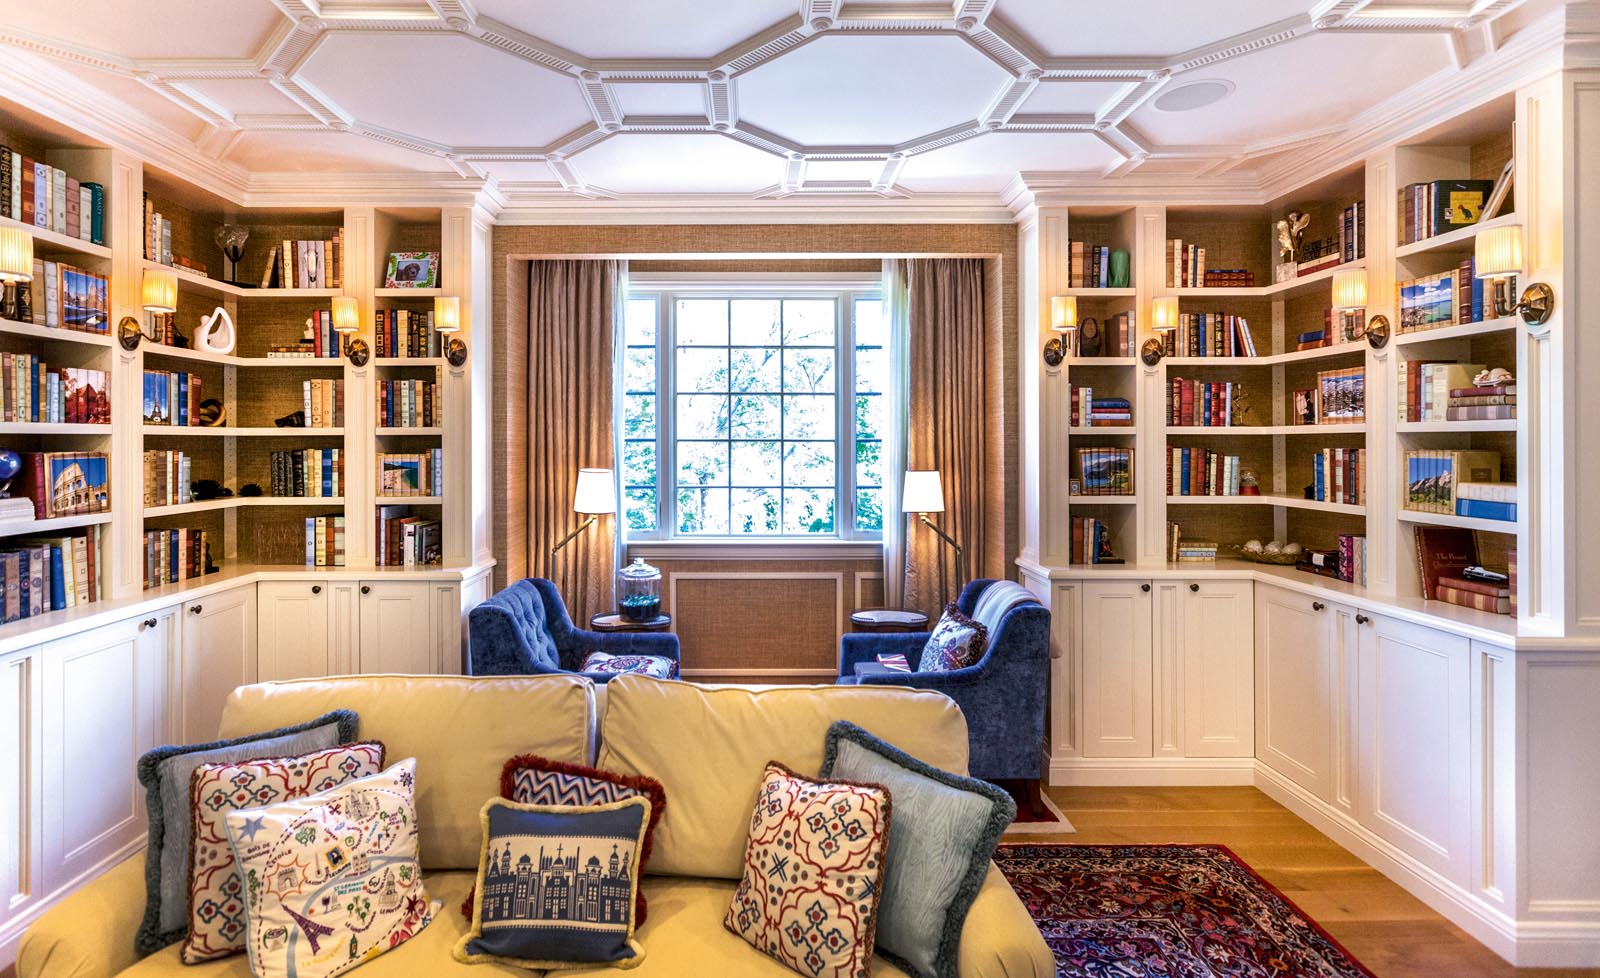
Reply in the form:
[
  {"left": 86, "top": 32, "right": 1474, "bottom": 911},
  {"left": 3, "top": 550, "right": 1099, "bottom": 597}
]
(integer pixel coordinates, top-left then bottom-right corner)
[{"left": 0, "top": 0, "right": 1549, "bottom": 204}]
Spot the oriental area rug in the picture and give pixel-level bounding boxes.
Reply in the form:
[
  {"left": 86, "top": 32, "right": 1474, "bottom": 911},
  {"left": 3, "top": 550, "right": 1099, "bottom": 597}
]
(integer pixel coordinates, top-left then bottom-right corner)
[{"left": 995, "top": 844, "right": 1378, "bottom": 978}]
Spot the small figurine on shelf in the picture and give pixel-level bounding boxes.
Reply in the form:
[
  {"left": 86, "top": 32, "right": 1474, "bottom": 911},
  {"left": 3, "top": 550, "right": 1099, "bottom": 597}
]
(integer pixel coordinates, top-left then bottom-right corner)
[
  {"left": 1239, "top": 469, "right": 1261, "bottom": 496},
  {"left": 192, "top": 479, "right": 232, "bottom": 501},
  {"left": 1273, "top": 211, "right": 1310, "bottom": 283},
  {"left": 239, "top": 483, "right": 263, "bottom": 497},
  {"left": 198, "top": 398, "right": 226, "bottom": 427},
  {"left": 1474, "top": 367, "right": 1514, "bottom": 387}
]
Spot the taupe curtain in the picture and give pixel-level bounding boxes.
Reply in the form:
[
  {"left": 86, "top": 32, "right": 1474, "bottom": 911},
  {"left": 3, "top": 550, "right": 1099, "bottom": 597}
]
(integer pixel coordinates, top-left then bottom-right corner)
[
  {"left": 527, "top": 259, "right": 625, "bottom": 625},
  {"left": 903, "top": 257, "right": 986, "bottom": 619}
]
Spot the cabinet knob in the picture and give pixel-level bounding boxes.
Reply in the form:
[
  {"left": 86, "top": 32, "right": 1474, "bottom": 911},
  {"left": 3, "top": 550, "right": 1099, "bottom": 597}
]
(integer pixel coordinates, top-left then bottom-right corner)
[
  {"left": 311, "top": 585, "right": 322, "bottom": 594},
  {"left": 1140, "top": 583, "right": 1151, "bottom": 592},
  {"left": 1355, "top": 613, "right": 1371, "bottom": 625},
  {"left": 361, "top": 586, "right": 371, "bottom": 595},
  {"left": 1312, "top": 601, "right": 1325, "bottom": 611},
  {"left": 1189, "top": 583, "right": 1199, "bottom": 592},
  {"left": 141, "top": 617, "right": 158, "bottom": 628},
  {"left": 189, "top": 605, "right": 202, "bottom": 615}
]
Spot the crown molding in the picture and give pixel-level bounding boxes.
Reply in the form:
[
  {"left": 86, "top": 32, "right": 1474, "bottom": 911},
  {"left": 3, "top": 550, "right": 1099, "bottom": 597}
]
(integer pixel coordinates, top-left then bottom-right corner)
[{"left": 492, "top": 189, "right": 1015, "bottom": 225}]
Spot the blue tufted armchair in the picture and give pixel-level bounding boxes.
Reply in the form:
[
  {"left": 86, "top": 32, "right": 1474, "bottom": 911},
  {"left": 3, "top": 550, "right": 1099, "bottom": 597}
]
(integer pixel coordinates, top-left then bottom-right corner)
[
  {"left": 837, "top": 579, "right": 1050, "bottom": 800},
  {"left": 468, "top": 578, "right": 680, "bottom": 683}
]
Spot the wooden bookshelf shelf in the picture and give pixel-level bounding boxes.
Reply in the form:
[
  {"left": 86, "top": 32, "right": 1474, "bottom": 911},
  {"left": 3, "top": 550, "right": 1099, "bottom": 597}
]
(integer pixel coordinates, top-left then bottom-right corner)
[
  {"left": 0, "top": 319, "right": 114, "bottom": 347},
  {"left": 142, "top": 426, "right": 345, "bottom": 437},
  {"left": 1397, "top": 509, "right": 1516, "bottom": 533},
  {"left": 143, "top": 259, "right": 341, "bottom": 300},
  {"left": 376, "top": 427, "right": 442, "bottom": 435},
  {"left": 1394, "top": 318, "right": 1519, "bottom": 345},
  {"left": 1068, "top": 426, "right": 1134, "bottom": 435},
  {"left": 144, "top": 497, "right": 346, "bottom": 517},
  {"left": 0, "top": 422, "right": 110, "bottom": 435},
  {"left": 1166, "top": 494, "right": 1365, "bottom": 516},
  {"left": 0, "top": 214, "right": 112, "bottom": 260},
  {"left": 376, "top": 495, "right": 443, "bottom": 504},
  {"left": 1395, "top": 212, "right": 1519, "bottom": 258},
  {"left": 142, "top": 345, "right": 344, "bottom": 368},
  {"left": 1068, "top": 495, "right": 1137, "bottom": 505},
  {"left": 0, "top": 511, "right": 114, "bottom": 534},
  {"left": 375, "top": 287, "right": 444, "bottom": 298},
  {"left": 1168, "top": 259, "right": 1366, "bottom": 300},
  {"left": 1060, "top": 287, "right": 1136, "bottom": 297},
  {"left": 1162, "top": 341, "right": 1366, "bottom": 367},
  {"left": 1397, "top": 419, "right": 1517, "bottom": 433},
  {"left": 1066, "top": 357, "right": 1139, "bottom": 367},
  {"left": 1165, "top": 424, "right": 1366, "bottom": 436},
  {"left": 373, "top": 357, "right": 447, "bottom": 367}
]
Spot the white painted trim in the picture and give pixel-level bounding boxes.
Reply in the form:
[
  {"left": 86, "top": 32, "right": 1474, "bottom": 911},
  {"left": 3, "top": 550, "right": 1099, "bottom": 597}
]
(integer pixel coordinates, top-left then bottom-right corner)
[
  {"left": 1047, "top": 756, "right": 1256, "bottom": 786},
  {"left": 681, "top": 667, "right": 839, "bottom": 678},
  {"left": 629, "top": 271, "right": 882, "bottom": 287},
  {"left": 632, "top": 541, "right": 882, "bottom": 561},
  {"left": 854, "top": 571, "right": 884, "bottom": 609}
]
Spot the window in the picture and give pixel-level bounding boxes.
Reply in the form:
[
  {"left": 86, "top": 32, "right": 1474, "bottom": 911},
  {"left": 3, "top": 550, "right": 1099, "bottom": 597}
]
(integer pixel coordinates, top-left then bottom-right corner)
[{"left": 621, "top": 278, "right": 888, "bottom": 541}]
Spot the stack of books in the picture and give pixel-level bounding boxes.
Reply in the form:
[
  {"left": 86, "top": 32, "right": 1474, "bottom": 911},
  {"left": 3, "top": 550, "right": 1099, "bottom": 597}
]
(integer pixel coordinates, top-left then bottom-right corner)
[
  {"left": 1167, "top": 378, "right": 1237, "bottom": 426},
  {"left": 0, "top": 529, "right": 102, "bottom": 619},
  {"left": 1070, "top": 387, "right": 1130, "bottom": 426},
  {"left": 304, "top": 514, "right": 346, "bottom": 567},
  {"left": 1437, "top": 574, "right": 1511, "bottom": 614},
  {"left": 2, "top": 150, "right": 105, "bottom": 243},
  {"left": 4, "top": 358, "right": 109, "bottom": 424},
  {"left": 1313, "top": 448, "right": 1366, "bottom": 505},
  {"left": 265, "top": 310, "right": 340, "bottom": 358},
  {"left": 1456, "top": 482, "right": 1516, "bottom": 522},
  {"left": 1168, "top": 449, "right": 1242, "bottom": 496},
  {"left": 1400, "top": 361, "right": 1483, "bottom": 422},
  {"left": 1295, "top": 236, "right": 1345, "bottom": 276},
  {"left": 1295, "top": 328, "right": 1330, "bottom": 351},
  {"left": 1176, "top": 540, "right": 1218, "bottom": 563},
  {"left": 142, "top": 527, "right": 213, "bottom": 589},
  {"left": 1447, "top": 383, "right": 1515, "bottom": 421},
  {"left": 143, "top": 450, "right": 191, "bottom": 507}
]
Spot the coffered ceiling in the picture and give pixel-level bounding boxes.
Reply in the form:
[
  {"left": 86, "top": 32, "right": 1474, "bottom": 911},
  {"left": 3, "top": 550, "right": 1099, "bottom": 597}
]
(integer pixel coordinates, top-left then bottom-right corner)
[{"left": 0, "top": 0, "right": 1560, "bottom": 207}]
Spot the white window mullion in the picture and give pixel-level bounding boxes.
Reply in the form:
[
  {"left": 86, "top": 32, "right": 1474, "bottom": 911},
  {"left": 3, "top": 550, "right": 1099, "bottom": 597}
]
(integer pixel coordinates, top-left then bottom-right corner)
[
  {"left": 837, "top": 293, "right": 856, "bottom": 540},
  {"left": 657, "top": 293, "right": 674, "bottom": 537}
]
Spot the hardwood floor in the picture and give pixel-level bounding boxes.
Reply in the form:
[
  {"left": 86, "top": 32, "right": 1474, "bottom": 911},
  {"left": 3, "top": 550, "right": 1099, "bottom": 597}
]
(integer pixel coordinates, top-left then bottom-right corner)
[{"left": 1000, "top": 785, "right": 1600, "bottom": 978}]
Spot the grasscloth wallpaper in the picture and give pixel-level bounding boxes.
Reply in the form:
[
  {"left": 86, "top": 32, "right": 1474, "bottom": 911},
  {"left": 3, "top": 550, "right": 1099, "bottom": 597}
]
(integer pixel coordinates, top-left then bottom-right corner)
[{"left": 491, "top": 223, "right": 1019, "bottom": 677}]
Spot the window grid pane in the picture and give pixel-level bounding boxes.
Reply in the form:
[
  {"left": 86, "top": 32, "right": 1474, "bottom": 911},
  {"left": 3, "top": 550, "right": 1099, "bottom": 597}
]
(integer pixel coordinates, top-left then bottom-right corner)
[{"left": 623, "top": 296, "right": 660, "bottom": 531}]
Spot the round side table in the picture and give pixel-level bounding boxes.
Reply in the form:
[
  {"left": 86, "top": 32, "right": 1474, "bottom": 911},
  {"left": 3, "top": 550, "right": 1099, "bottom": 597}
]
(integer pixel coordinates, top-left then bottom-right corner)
[
  {"left": 849, "top": 608, "right": 930, "bottom": 634},
  {"left": 590, "top": 613, "right": 672, "bottom": 633}
]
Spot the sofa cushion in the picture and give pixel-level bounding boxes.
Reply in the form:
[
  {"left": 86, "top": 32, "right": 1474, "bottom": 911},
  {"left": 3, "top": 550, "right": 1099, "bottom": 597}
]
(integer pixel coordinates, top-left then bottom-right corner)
[
  {"left": 218, "top": 676, "right": 595, "bottom": 870},
  {"left": 595, "top": 675, "right": 966, "bottom": 880}
]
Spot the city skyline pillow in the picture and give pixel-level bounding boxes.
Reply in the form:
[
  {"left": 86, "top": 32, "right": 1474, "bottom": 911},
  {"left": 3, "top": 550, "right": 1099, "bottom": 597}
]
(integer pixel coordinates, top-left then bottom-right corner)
[
  {"left": 224, "top": 758, "right": 432, "bottom": 978},
  {"left": 181, "top": 741, "right": 386, "bottom": 963},
  {"left": 454, "top": 796, "right": 651, "bottom": 970}
]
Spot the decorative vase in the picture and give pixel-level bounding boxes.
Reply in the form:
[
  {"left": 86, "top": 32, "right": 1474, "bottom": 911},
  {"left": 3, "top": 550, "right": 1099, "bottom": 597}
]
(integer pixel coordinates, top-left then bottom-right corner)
[
  {"left": 1109, "top": 250, "right": 1131, "bottom": 288},
  {"left": 616, "top": 557, "right": 662, "bottom": 622},
  {"left": 213, "top": 224, "right": 249, "bottom": 286}
]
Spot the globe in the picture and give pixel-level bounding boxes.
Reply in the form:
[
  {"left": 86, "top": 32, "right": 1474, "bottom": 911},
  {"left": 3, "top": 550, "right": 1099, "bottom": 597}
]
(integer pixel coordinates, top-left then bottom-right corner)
[{"left": 0, "top": 449, "right": 19, "bottom": 495}]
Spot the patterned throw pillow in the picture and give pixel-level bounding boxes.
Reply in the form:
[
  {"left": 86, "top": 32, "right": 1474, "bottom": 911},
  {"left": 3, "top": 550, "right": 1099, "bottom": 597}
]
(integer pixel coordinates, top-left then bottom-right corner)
[
  {"left": 225, "top": 759, "right": 432, "bottom": 978},
  {"left": 821, "top": 721, "right": 1014, "bottom": 978},
  {"left": 724, "top": 762, "right": 892, "bottom": 978},
  {"left": 453, "top": 796, "right": 651, "bottom": 969},
  {"left": 916, "top": 604, "right": 988, "bottom": 673},
  {"left": 135, "top": 710, "right": 359, "bottom": 954},
  {"left": 581, "top": 651, "right": 678, "bottom": 679},
  {"left": 181, "top": 742, "right": 386, "bottom": 963}
]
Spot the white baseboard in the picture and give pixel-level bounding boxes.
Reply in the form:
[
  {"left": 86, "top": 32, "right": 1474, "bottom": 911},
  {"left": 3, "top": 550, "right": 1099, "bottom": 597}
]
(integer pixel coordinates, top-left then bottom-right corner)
[
  {"left": 0, "top": 837, "right": 144, "bottom": 975},
  {"left": 1049, "top": 755, "right": 1256, "bottom": 786}
]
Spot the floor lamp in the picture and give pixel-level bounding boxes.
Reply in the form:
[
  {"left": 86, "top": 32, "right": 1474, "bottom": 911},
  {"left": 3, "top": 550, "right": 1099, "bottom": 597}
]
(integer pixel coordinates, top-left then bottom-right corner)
[
  {"left": 550, "top": 467, "right": 616, "bottom": 563},
  {"left": 902, "top": 469, "right": 963, "bottom": 607}
]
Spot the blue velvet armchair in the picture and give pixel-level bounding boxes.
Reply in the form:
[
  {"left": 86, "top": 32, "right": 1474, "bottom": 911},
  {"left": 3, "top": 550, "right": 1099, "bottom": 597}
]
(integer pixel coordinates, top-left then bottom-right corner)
[
  {"left": 837, "top": 579, "right": 1050, "bottom": 792},
  {"left": 468, "top": 578, "right": 680, "bottom": 683}
]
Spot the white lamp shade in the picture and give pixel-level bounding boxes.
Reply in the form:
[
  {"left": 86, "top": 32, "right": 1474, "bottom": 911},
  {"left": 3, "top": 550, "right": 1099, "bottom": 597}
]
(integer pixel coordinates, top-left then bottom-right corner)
[
  {"left": 1475, "top": 225, "right": 1523, "bottom": 279},
  {"left": 1050, "top": 295, "right": 1077, "bottom": 332},
  {"left": 141, "top": 268, "right": 178, "bottom": 313},
  {"left": 331, "top": 295, "right": 360, "bottom": 333},
  {"left": 1331, "top": 269, "right": 1368, "bottom": 311},
  {"left": 0, "top": 227, "right": 33, "bottom": 283},
  {"left": 434, "top": 295, "right": 461, "bottom": 333},
  {"left": 901, "top": 470, "right": 945, "bottom": 514},
  {"left": 572, "top": 467, "right": 617, "bottom": 515},
  {"left": 1152, "top": 296, "right": 1180, "bottom": 332}
]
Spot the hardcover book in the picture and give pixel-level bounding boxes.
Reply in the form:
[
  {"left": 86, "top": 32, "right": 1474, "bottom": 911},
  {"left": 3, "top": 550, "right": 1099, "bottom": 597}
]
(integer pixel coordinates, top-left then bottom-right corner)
[{"left": 1413, "top": 526, "right": 1478, "bottom": 601}]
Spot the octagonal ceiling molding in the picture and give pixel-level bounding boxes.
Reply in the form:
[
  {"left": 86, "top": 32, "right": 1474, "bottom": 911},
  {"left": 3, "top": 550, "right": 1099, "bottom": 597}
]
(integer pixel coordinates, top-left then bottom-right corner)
[{"left": 0, "top": 0, "right": 1551, "bottom": 208}]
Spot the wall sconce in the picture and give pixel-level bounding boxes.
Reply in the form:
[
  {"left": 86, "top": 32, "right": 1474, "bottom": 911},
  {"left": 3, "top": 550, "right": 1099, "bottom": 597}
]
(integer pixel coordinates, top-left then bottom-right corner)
[
  {"left": 332, "top": 295, "right": 369, "bottom": 366},
  {"left": 0, "top": 227, "right": 33, "bottom": 322},
  {"left": 1330, "top": 269, "right": 1387, "bottom": 348},
  {"left": 1042, "top": 295, "right": 1076, "bottom": 367},
  {"left": 435, "top": 295, "right": 467, "bottom": 366},
  {"left": 120, "top": 268, "right": 179, "bottom": 349},
  {"left": 1475, "top": 225, "right": 1554, "bottom": 329},
  {"left": 1142, "top": 296, "right": 1179, "bottom": 366}
]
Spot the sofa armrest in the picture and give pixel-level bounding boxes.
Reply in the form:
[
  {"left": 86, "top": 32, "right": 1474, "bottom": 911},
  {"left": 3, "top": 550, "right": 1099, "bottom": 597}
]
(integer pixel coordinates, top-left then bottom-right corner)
[
  {"left": 958, "top": 862, "right": 1055, "bottom": 978},
  {"left": 838, "top": 632, "right": 929, "bottom": 675},
  {"left": 18, "top": 854, "right": 145, "bottom": 978}
]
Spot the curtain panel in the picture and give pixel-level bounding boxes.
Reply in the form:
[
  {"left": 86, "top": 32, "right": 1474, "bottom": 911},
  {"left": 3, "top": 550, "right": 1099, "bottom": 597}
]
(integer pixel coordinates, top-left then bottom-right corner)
[
  {"left": 525, "top": 258, "right": 626, "bottom": 625},
  {"left": 902, "top": 257, "right": 987, "bottom": 619}
]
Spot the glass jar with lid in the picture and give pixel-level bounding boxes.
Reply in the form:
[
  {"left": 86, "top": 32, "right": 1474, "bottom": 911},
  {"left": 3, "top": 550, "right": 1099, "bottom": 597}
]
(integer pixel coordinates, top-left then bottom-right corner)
[{"left": 616, "top": 557, "right": 662, "bottom": 622}]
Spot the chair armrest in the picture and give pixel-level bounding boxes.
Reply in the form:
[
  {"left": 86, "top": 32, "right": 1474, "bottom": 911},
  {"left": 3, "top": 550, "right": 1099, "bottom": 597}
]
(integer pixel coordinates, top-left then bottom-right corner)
[
  {"left": 956, "top": 863, "right": 1056, "bottom": 978},
  {"left": 852, "top": 662, "right": 984, "bottom": 692},
  {"left": 18, "top": 854, "right": 145, "bottom": 978},
  {"left": 838, "top": 632, "right": 929, "bottom": 675},
  {"left": 586, "top": 630, "right": 680, "bottom": 659}
]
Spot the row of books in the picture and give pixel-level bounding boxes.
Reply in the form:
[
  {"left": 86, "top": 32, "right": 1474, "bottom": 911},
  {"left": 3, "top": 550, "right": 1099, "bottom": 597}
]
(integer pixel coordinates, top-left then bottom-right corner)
[
  {"left": 267, "top": 310, "right": 341, "bottom": 358},
  {"left": 1167, "top": 449, "right": 1242, "bottom": 497},
  {"left": 142, "top": 527, "right": 215, "bottom": 589},
  {"left": 1403, "top": 449, "right": 1501, "bottom": 515},
  {"left": 10, "top": 451, "right": 110, "bottom": 519},
  {"left": 305, "top": 515, "right": 346, "bottom": 567},
  {"left": 3, "top": 358, "right": 109, "bottom": 424},
  {"left": 1414, "top": 527, "right": 1512, "bottom": 615},
  {"left": 142, "top": 370, "right": 204, "bottom": 426},
  {"left": 1069, "top": 516, "right": 1121, "bottom": 565},
  {"left": 303, "top": 379, "right": 344, "bottom": 428},
  {"left": 1446, "top": 385, "right": 1514, "bottom": 421},
  {"left": 271, "top": 449, "right": 345, "bottom": 499},
  {"left": 263, "top": 232, "right": 344, "bottom": 289},
  {"left": 0, "top": 527, "right": 103, "bottom": 621},
  {"left": 141, "top": 194, "right": 178, "bottom": 268},
  {"left": 376, "top": 508, "right": 442, "bottom": 567},
  {"left": 1399, "top": 360, "right": 1511, "bottom": 422},
  {"left": 1338, "top": 200, "right": 1366, "bottom": 263},
  {"left": 378, "top": 449, "right": 444, "bottom": 497},
  {"left": 1397, "top": 265, "right": 1516, "bottom": 333},
  {"left": 1069, "top": 386, "right": 1129, "bottom": 426},
  {"left": 1166, "top": 523, "right": 1217, "bottom": 563},
  {"left": 1160, "top": 313, "right": 1259, "bottom": 358},
  {"left": 1165, "top": 241, "right": 1255, "bottom": 288},
  {"left": 1, "top": 151, "right": 105, "bottom": 244},
  {"left": 1398, "top": 179, "right": 1494, "bottom": 245},
  {"left": 144, "top": 450, "right": 191, "bottom": 507},
  {"left": 1073, "top": 447, "right": 1133, "bottom": 496},
  {"left": 1312, "top": 447, "right": 1367, "bottom": 505},
  {"left": 1166, "top": 378, "right": 1239, "bottom": 427},
  {"left": 375, "top": 309, "right": 442, "bottom": 359},
  {"left": 1068, "top": 241, "right": 1123, "bottom": 288},
  {"left": 378, "top": 378, "right": 441, "bottom": 428},
  {"left": 15, "top": 260, "right": 109, "bottom": 333},
  {"left": 1337, "top": 534, "right": 1368, "bottom": 587}
]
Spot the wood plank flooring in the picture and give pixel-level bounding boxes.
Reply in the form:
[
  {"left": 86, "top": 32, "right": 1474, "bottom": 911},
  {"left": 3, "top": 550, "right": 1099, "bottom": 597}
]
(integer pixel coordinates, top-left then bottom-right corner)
[{"left": 998, "top": 785, "right": 1600, "bottom": 978}]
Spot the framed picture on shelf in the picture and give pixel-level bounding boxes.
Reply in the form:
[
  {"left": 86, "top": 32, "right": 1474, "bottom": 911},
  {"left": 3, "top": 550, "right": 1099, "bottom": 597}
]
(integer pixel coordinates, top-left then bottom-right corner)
[
  {"left": 1076, "top": 447, "right": 1134, "bottom": 495},
  {"left": 1069, "top": 478, "right": 1082, "bottom": 495},
  {"left": 384, "top": 251, "right": 440, "bottom": 288},
  {"left": 1293, "top": 388, "right": 1318, "bottom": 425},
  {"left": 1483, "top": 157, "right": 1514, "bottom": 221},
  {"left": 1316, "top": 367, "right": 1365, "bottom": 424}
]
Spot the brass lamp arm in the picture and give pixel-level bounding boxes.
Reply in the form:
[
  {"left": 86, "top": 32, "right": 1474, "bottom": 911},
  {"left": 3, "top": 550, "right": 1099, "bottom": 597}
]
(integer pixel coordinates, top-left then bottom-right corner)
[{"left": 550, "top": 515, "right": 598, "bottom": 562}]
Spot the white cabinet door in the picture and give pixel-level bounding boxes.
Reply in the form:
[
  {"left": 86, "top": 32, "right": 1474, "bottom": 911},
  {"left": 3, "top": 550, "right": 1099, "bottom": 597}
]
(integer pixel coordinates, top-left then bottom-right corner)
[
  {"left": 433, "top": 583, "right": 463, "bottom": 675},
  {"left": 1182, "top": 579, "right": 1255, "bottom": 757},
  {"left": 1357, "top": 611, "right": 1472, "bottom": 885},
  {"left": 1254, "top": 584, "right": 1335, "bottom": 799},
  {"left": 1081, "top": 580, "right": 1153, "bottom": 758},
  {"left": 257, "top": 580, "right": 330, "bottom": 681},
  {"left": 357, "top": 582, "right": 436, "bottom": 674},
  {"left": 39, "top": 613, "right": 168, "bottom": 891},
  {"left": 178, "top": 584, "right": 258, "bottom": 743},
  {"left": 0, "top": 645, "right": 42, "bottom": 935}
]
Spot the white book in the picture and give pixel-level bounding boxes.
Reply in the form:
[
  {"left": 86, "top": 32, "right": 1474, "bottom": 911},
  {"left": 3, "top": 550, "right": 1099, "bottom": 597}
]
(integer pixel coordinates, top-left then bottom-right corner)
[{"left": 51, "top": 168, "right": 66, "bottom": 233}]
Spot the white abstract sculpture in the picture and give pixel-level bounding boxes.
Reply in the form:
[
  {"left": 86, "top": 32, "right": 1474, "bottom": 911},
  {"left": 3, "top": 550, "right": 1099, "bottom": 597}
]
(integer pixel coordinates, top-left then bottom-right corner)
[{"left": 195, "top": 306, "right": 236, "bottom": 355}]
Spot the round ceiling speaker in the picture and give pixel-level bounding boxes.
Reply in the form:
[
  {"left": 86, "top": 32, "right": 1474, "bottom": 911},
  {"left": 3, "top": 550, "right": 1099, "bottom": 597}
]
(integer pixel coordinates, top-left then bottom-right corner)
[{"left": 1152, "top": 80, "right": 1235, "bottom": 112}]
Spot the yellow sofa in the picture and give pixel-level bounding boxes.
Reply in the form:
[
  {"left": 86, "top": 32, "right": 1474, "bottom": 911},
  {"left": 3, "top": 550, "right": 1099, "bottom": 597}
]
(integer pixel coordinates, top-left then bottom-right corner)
[{"left": 19, "top": 673, "right": 1054, "bottom": 978}]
